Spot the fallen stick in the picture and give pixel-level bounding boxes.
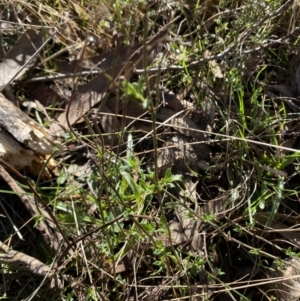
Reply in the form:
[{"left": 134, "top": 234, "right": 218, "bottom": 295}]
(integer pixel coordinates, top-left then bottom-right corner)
[
  {"left": 0, "top": 164, "right": 64, "bottom": 252},
  {"left": 0, "top": 240, "right": 62, "bottom": 288}
]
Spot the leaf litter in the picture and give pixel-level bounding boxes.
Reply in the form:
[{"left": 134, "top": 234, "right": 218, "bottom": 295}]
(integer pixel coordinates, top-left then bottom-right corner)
[{"left": 1, "top": 1, "right": 300, "bottom": 300}]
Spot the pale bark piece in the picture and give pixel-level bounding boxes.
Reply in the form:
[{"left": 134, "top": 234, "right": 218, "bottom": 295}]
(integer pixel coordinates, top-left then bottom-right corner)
[
  {"left": 205, "top": 49, "right": 223, "bottom": 79},
  {"left": 0, "top": 127, "right": 37, "bottom": 170},
  {"left": 156, "top": 107, "right": 207, "bottom": 140},
  {"left": 268, "top": 258, "right": 300, "bottom": 301},
  {"left": 0, "top": 93, "right": 61, "bottom": 155},
  {"left": 0, "top": 29, "right": 44, "bottom": 90},
  {"left": 0, "top": 93, "right": 61, "bottom": 177}
]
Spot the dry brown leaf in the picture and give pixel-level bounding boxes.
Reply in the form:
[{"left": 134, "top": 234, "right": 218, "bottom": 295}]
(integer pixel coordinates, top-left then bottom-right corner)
[
  {"left": 279, "top": 138, "right": 295, "bottom": 155},
  {"left": 269, "top": 84, "right": 299, "bottom": 111},
  {"left": 50, "top": 25, "right": 170, "bottom": 135},
  {"left": 0, "top": 29, "right": 44, "bottom": 90},
  {"left": 29, "top": 83, "right": 64, "bottom": 107},
  {"left": 272, "top": 84, "right": 294, "bottom": 97},
  {"left": 56, "top": 43, "right": 141, "bottom": 74},
  {"left": 156, "top": 107, "right": 207, "bottom": 140},
  {"left": 176, "top": 179, "right": 203, "bottom": 250},
  {"left": 162, "top": 92, "right": 185, "bottom": 112},
  {"left": 123, "top": 100, "right": 148, "bottom": 125},
  {"left": 56, "top": 26, "right": 169, "bottom": 75},
  {"left": 200, "top": 193, "right": 229, "bottom": 216},
  {"left": 159, "top": 219, "right": 202, "bottom": 249},
  {"left": 156, "top": 134, "right": 210, "bottom": 173},
  {"left": 271, "top": 221, "right": 300, "bottom": 249},
  {"left": 98, "top": 104, "right": 121, "bottom": 145},
  {"left": 158, "top": 178, "right": 204, "bottom": 251},
  {"left": 49, "top": 62, "right": 134, "bottom": 134},
  {"left": 203, "top": 98, "right": 215, "bottom": 128},
  {"left": 295, "top": 63, "right": 300, "bottom": 96}
]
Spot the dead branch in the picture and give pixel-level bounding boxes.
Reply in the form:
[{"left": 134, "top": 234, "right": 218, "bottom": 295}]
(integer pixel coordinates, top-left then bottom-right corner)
[
  {"left": 0, "top": 164, "right": 64, "bottom": 253},
  {"left": 0, "top": 240, "right": 62, "bottom": 288}
]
